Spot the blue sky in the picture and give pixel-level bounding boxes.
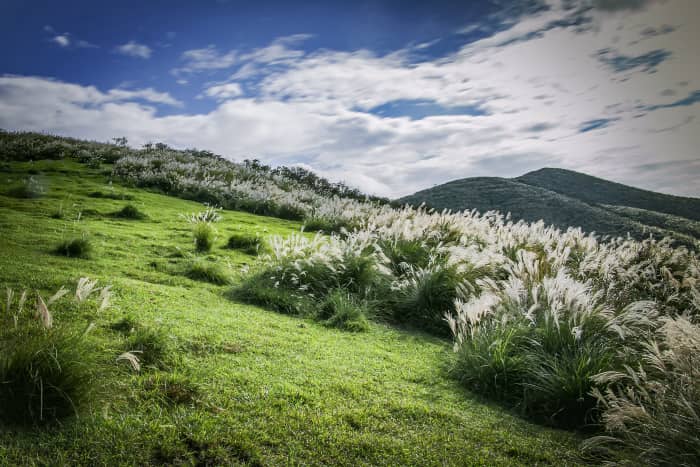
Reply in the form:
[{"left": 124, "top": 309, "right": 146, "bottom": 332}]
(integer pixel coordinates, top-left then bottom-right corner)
[{"left": 1, "top": 0, "right": 699, "bottom": 197}]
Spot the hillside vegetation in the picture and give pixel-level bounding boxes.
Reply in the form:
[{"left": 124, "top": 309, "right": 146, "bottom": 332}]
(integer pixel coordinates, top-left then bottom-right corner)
[
  {"left": 1, "top": 131, "right": 699, "bottom": 466},
  {"left": 399, "top": 169, "right": 700, "bottom": 246},
  {"left": 517, "top": 168, "right": 700, "bottom": 222}
]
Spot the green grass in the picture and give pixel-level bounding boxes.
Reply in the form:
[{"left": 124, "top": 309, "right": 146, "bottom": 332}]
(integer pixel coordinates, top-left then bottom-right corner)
[{"left": 0, "top": 159, "right": 584, "bottom": 465}]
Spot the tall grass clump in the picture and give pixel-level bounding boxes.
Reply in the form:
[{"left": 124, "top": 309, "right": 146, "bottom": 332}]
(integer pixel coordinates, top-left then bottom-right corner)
[
  {"left": 0, "top": 283, "right": 99, "bottom": 425},
  {"left": 391, "top": 261, "right": 465, "bottom": 336},
  {"left": 192, "top": 222, "right": 215, "bottom": 253},
  {"left": 317, "top": 290, "right": 371, "bottom": 332},
  {"left": 447, "top": 251, "right": 659, "bottom": 427},
  {"left": 584, "top": 316, "right": 700, "bottom": 465},
  {"left": 124, "top": 326, "right": 173, "bottom": 370},
  {"left": 54, "top": 234, "right": 93, "bottom": 259}
]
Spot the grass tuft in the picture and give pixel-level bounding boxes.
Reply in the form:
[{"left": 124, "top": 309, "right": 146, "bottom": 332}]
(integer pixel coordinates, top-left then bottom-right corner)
[
  {"left": 192, "top": 222, "right": 215, "bottom": 253},
  {"left": 184, "top": 259, "right": 231, "bottom": 285},
  {"left": 226, "top": 232, "right": 264, "bottom": 255},
  {"left": 111, "top": 204, "right": 148, "bottom": 220},
  {"left": 54, "top": 235, "right": 93, "bottom": 259}
]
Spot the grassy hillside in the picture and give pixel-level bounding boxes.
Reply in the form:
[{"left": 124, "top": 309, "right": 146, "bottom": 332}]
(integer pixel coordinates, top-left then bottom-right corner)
[
  {"left": 516, "top": 168, "right": 700, "bottom": 222},
  {"left": 0, "top": 159, "right": 583, "bottom": 465}
]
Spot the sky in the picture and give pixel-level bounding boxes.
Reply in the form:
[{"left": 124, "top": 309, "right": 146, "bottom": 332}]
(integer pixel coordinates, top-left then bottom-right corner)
[{"left": 0, "top": 0, "right": 699, "bottom": 198}]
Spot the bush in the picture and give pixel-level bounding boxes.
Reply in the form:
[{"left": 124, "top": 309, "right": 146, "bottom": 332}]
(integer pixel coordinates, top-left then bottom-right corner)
[
  {"left": 6, "top": 177, "right": 45, "bottom": 199},
  {"left": 226, "top": 232, "right": 263, "bottom": 255},
  {"left": 111, "top": 204, "right": 147, "bottom": 220},
  {"left": 317, "top": 290, "right": 371, "bottom": 332},
  {"left": 124, "top": 326, "right": 173, "bottom": 370},
  {"left": 184, "top": 259, "right": 231, "bottom": 285},
  {"left": 54, "top": 235, "right": 93, "bottom": 258},
  {"left": 192, "top": 222, "right": 215, "bottom": 253}
]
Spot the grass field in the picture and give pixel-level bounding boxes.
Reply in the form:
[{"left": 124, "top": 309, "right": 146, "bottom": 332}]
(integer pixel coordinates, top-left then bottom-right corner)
[{"left": 0, "top": 160, "right": 584, "bottom": 465}]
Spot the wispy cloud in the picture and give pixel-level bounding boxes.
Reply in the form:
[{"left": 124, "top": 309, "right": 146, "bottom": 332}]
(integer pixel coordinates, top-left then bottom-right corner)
[
  {"left": 45, "top": 26, "right": 98, "bottom": 49},
  {"left": 115, "top": 41, "right": 152, "bottom": 59}
]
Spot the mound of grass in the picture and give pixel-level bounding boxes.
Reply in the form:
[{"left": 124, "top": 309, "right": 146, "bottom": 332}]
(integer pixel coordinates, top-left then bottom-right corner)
[
  {"left": 88, "top": 190, "right": 134, "bottom": 200},
  {"left": 111, "top": 204, "right": 148, "bottom": 220},
  {"left": 317, "top": 290, "right": 371, "bottom": 332},
  {"left": 184, "top": 259, "right": 231, "bottom": 285},
  {"left": 124, "top": 326, "right": 173, "bottom": 370},
  {"left": 226, "top": 232, "right": 263, "bottom": 255},
  {"left": 192, "top": 222, "right": 215, "bottom": 253},
  {"left": 230, "top": 274, "right": 317, "bottom": 315},
  {"left": 54, "top": 235, "right": 93, "bottom": 259}
]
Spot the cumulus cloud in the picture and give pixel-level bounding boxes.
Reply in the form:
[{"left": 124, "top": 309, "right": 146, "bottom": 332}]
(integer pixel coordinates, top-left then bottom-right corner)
[
  {"left": 115, "top": 41, "right": 152, "bottom": 59},
  {"left": 6, "top": 0, "right": 700, "bottom": 198}
]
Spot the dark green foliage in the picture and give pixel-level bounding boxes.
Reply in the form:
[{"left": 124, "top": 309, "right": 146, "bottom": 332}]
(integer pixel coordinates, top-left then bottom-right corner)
[
  {"left": 111, "top": 204, "right": 147, "bottom": 220},
  {"left": 226, "top": 232, "right": 263, "bottom": 255},
  {"left": 318, "top": 290, "right": 371, "bottom": 332},
  {"left": 124, "top": 326, "right": 173, "bottom": 370},
  {"left": 54, "top": 235, "right": 93, "bottom": 259},
  {"left": 192, "top": 222, "right": 215, "bottom": 253},
  {"left": 184, "top": 259, "right": 231, "bottom": 285},
  {"left": 392, "top": 265, "right": 463, "bottom": 336}
]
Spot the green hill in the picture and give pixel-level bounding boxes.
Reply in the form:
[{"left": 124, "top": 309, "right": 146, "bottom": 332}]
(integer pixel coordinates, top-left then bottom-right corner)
[
  {"left": 399, "top": 170, "right": 700, "bottom": 245},
  {"left": 517, "top": 168, "right": 700, "bottom": 222},
  {"left": 0, "top": 159, "right": 581, "bottom": 463}
]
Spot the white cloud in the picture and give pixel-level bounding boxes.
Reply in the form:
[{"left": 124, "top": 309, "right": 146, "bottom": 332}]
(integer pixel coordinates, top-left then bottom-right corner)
[
  {"left": 204, "top": 82, "right": 243, "bottom": 100},
  {"left": 7, "top": 0, "right": 700, "bottom": 199},
  {"left": 115, "top": 41, "right": 152, "bottom": 59},
  {"left": 52, "top": 35, "right": 70, "bottom": 47}
]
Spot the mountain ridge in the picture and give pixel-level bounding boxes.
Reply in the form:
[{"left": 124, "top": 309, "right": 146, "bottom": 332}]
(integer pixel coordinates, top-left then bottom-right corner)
[{"left": 398, "top": 168, "right": 700, "bottom": 245}]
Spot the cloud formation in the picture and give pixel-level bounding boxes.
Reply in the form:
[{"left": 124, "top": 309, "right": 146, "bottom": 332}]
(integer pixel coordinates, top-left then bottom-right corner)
[{"left": 5, "top": 0, "right": 699, "bottom": 199}]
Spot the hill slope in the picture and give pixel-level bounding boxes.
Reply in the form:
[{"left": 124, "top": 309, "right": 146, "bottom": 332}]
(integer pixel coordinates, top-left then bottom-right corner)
[
  {"left": 0, "top": 159, "right": 582, "bottom": 465},
  {"left": 399, "top": 170, "right": 700, "bottom": 244},
  {"left": 517, "top": 168, "right": 700, "bottom": 222}
]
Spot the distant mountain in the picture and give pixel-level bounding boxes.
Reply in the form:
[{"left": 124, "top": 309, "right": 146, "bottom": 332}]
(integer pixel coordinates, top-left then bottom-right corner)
[
  {"left": 516, "top": 168, "right": 700, "bottom": 222},
  {"left": 398, "top": 169, "right": 700, "bottom": 245}
]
